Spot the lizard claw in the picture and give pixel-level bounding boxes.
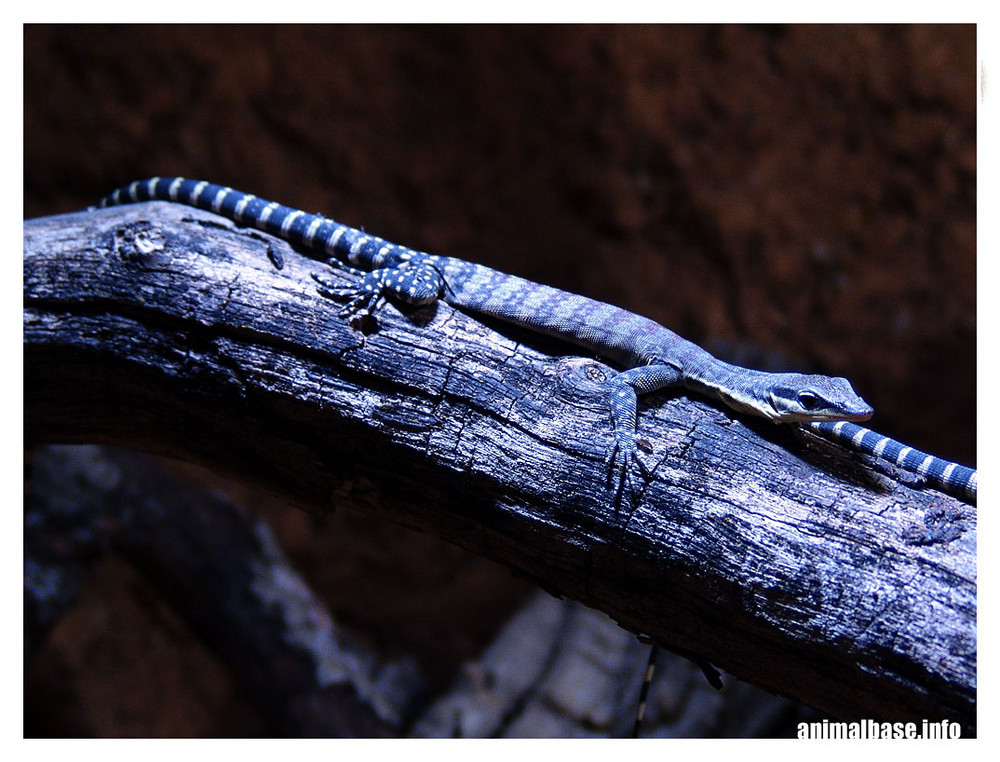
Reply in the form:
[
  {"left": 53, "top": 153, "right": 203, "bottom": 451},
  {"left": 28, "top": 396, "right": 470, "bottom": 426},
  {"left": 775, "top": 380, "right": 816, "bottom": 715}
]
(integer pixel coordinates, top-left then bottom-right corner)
[
  {"left": 312, "top": 273, "right": 359, "bottom": 298},
  {"left": 606, "top": 432, "right": 651, "bottom": 508},
  {"left": 323, "top": 259, "right": 367, "bottom": 278}
]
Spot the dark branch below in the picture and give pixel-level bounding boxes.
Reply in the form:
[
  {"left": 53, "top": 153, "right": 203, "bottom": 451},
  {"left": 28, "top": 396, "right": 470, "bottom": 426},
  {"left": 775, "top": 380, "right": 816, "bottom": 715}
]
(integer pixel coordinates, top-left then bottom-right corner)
[{"left": 24, "top": 202, "right": 976, "bottom": 732}]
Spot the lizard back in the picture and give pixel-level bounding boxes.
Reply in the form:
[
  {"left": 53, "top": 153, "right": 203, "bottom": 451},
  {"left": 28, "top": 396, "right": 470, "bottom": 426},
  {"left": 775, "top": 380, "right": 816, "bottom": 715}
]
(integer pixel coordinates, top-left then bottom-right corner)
[{"left": 433, "top": 256, "right": 701, "bottom": 369}]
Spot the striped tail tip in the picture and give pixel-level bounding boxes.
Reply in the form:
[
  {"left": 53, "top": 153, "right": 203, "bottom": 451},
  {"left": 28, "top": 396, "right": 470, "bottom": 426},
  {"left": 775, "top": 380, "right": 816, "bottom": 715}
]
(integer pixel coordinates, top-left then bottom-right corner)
[{"left": 807, "top": 420, "right": 976, "bottom": 503}]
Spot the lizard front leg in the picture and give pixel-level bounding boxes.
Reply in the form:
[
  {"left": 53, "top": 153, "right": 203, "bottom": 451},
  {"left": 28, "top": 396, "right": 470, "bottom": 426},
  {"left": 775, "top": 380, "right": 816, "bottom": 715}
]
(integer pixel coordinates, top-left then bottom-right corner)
[{"left": 605, "top": 363, "right": 684, "bottom": 505}]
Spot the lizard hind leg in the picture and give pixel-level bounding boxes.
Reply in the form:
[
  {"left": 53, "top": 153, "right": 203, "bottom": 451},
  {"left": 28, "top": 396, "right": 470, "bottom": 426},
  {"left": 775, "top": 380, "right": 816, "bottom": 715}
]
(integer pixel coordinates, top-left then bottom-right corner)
[
  {"left": 313, "top": 259, "right": 445, "bottom": 321},
  {"left": 313, "top": 258, "right": 445, "bottom": 315}
]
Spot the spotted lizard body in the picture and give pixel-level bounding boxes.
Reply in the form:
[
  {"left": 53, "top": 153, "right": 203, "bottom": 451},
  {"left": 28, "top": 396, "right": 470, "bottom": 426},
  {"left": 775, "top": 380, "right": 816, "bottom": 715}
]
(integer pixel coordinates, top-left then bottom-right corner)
[{"left": 98, "top": 178, "right": 977, "bottom": 503}]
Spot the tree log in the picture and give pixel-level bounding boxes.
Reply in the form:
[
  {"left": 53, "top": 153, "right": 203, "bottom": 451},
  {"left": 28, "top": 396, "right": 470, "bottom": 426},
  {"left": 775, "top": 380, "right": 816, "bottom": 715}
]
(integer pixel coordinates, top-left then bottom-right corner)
[{"left": 23, "top": 201, "right": 976, "bottom": 732}]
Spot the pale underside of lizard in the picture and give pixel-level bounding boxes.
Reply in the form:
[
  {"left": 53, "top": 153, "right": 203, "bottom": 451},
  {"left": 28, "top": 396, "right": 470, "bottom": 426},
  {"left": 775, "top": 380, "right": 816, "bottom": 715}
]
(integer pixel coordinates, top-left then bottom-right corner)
[{"left": 96, "top": 178, "right": 977, "bottom": 503}]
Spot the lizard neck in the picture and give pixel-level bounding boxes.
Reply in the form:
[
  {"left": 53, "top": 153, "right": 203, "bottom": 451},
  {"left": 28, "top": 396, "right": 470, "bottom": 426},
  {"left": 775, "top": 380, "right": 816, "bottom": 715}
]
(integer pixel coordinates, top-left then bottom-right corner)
[{"left": 679, "top": 355, "right": 778, "bottom": 419}]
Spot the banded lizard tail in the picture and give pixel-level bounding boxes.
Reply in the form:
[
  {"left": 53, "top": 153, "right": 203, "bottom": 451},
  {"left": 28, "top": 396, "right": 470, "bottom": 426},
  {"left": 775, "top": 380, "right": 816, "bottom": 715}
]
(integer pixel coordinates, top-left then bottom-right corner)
[{"left": 97, "top": 178, "right": 977, "bottom": 503}]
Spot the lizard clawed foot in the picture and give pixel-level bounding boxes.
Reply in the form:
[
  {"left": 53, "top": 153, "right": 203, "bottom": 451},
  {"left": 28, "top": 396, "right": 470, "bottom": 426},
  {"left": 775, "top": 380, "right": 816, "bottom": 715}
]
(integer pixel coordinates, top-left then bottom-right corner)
[
  {"left": 312, "top": 272, "right": 385, "bottom": 321},
  {"left": 606, "top": 432, "right": 653, "bottom": 508},
  {"left": 313, "top": 259, "right": 445, "bottom": 323}
]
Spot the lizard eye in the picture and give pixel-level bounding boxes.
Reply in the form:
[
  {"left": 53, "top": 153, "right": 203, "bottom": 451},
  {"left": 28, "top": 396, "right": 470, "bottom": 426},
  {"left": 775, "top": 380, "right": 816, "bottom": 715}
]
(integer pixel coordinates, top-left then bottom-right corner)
[{"left": 797, "top": 390, "right": 822, "bottom": 411}]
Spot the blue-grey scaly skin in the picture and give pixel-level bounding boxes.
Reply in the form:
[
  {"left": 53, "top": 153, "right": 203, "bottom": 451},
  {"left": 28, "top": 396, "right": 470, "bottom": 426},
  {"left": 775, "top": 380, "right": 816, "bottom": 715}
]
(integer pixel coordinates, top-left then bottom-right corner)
[{"left": 96, "top": 178, "right": 976, "bottom": 503}]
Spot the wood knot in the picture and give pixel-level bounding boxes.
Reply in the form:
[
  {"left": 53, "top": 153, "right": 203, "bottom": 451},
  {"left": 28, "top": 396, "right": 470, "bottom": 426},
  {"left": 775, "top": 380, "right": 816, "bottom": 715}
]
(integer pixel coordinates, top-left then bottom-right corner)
[
  {"left": 112, "top": 221, "right": 165, "bottom": 261},
  {"left": 585, "top": 363, "right": 608, "bottom": 385},
  {"left": 555, "top": 357, "right": 611, "bottom": 396}
]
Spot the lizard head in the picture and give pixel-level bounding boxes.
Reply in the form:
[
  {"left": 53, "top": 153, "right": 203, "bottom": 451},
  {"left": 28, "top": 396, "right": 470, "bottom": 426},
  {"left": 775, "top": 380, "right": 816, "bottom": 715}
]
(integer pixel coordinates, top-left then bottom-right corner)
[{"left": 762, "top": 374, "right": 874, "bottom": 423}]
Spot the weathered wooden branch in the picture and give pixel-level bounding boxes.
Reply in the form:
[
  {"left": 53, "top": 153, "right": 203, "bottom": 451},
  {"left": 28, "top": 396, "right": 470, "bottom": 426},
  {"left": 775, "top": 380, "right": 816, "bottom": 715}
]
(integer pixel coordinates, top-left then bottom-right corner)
[
  {"left": 24, "top": 202, "right": 976, "bottom": 732},
  {"left": 27, "top": 446, "right": 817, "bottom": 738},
  {"left": 27, "top": 444, "right": 813, "bottom": 738}
]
